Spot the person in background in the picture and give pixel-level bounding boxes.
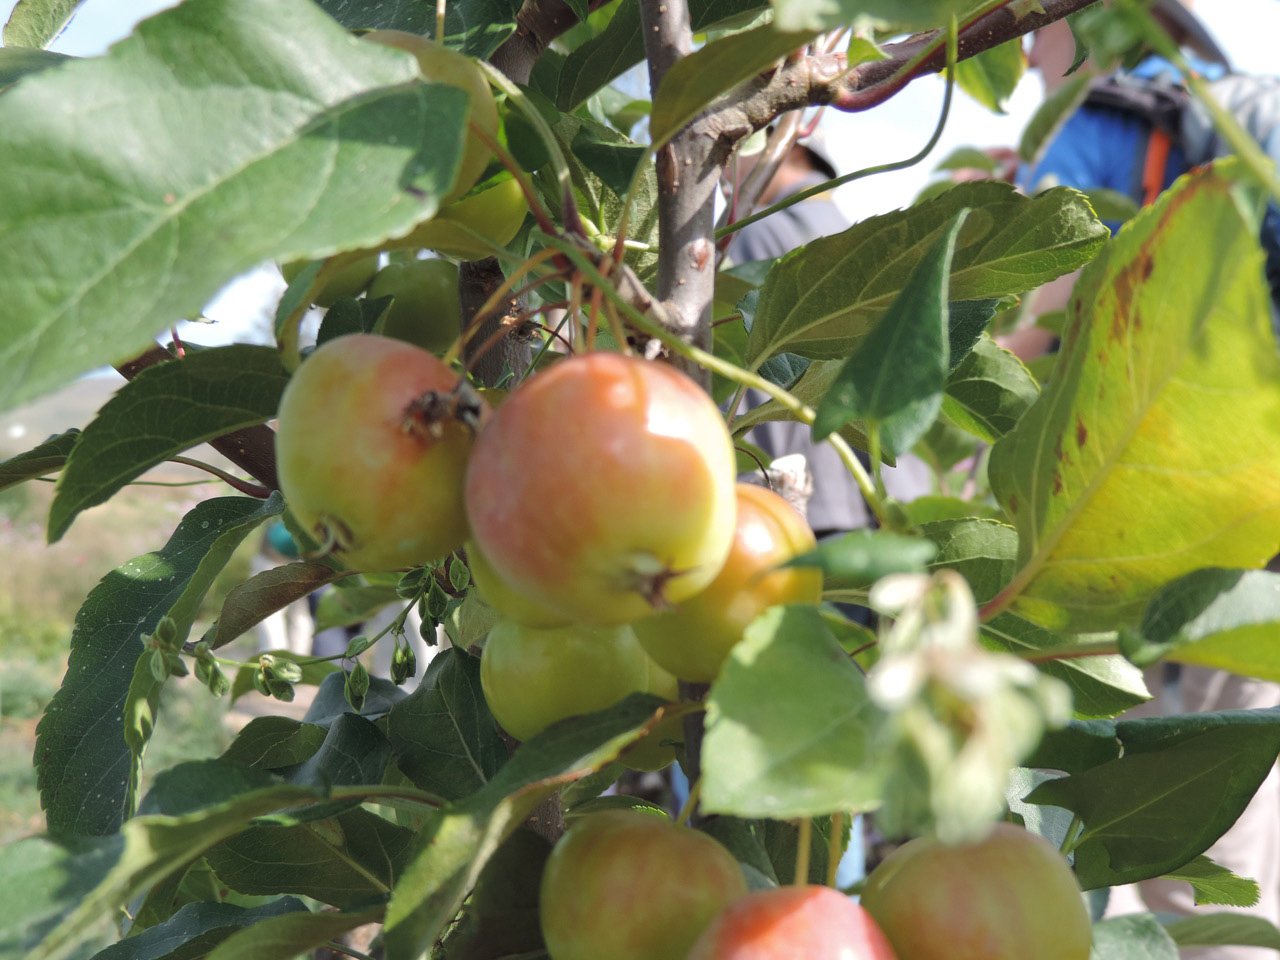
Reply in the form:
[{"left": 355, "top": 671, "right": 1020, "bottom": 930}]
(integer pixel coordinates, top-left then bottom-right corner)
[{"left": 1017, "top": 8, "right": 1280, "bottom": 954}]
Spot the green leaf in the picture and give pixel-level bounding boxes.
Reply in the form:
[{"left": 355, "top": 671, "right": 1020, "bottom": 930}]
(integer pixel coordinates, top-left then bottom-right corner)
[
  {"left": 745, "top": 182, "right": 1106, "bottom": 366},
  {"left": 210, "top": 561, "right": 346, "bottom": 649},
  {"left": 555, "top": 0, "right": 767, "bottom": 111},
  {"left": 1127, "top": 569, "right": 1280, "bottom": 681},
  {"left": 202, "top": 905, "right": 383, "bottom": 960},
  {"left": 1028, "top": 710, "right": 1280, "bottom": 889},
  {"left": 1163, "top": 855, "right": 1261, "bottom": 908},
  {"left": 942, "top": 336, "right": 1040, "bottom": 442},
  {"left": 729, "top": 359, "right": 874, "bottom": 456},
  {"left": 983, "top": 614, "right": 1150, "bottom": 719},
  {"left": 0, "top": 46, "right": 70, "bottom": 86},
  {"left": 1089, "top": 914, "right": 1180, "bottom": 960},
  {"left": 387, "top": 648, "right": 506, "bottom": 801},
  {"left": 87, "top": 898, "right": 311, "bottom": 960},
  {"left": 650, "top": 24, "right": 815, "bottom": 145},
  {"left": 0, "top": 833, "right": 121, "bottom": 960},
  {"left": 1019, "top": 70, "right": 1093, "bottom": 166},
  {"left": 735, "top": 297, "right": 1000, "bottom": 450},
  {"left": 49, "top": 346, "right": 288, "bottom": 541},
  {"left": 923, "top": 517, "right": 1018, "bottom": 604},
  {"left": 223, "top": 716, "right": 328, "bottom": 770},
  {"left": 314, "top": 581, "right": 402, "bottom": 631},
  {"left": 1083, "top": 187, "right": 1140, "bottom": 224},
  {"left": 988, "top": 165, "right": 1280, "bottom": 632},
  {"left": 0, "top": 0, "right": 470, "bottom": 413},
  {"left": 792, "top": 529, "right": 936, "bottom": 590},
  {"left": 304, "top": 669, "right": 406, "bottom": 725},
  {"left": 0, "top": 427, "right": 78, "bottom": 491},
  {"left": 437, "top": 829, "right": 551, "bottom": 960},
  {"left": 289, "top": 713, "right": 392, "bottom": 789},
  {"left": 934, "top": 146, "right": 1000, "bottom": 175},
  {"left": 32, "top": 779, "right": 325, "bottom": 960},
  {"left": 383, "top": 695, "right": 674, "bottom": 960},
  {"left": 2, "top": 0, "right": 80, "bottom": 48},
  {"left": 813, "top": 211, "right": 965, "bottom": 453},
  {"left": 953, "top": 38, "right": 1026, "bottom": 114},
  {"left": 35, "top": 494, "right": 282, "bottom": 837},
  {"left": 570, "top": 134, "right": 647, "bottom": 198},
  {"left": 1166, "top": 913, "right": 1280, "bottom": 950},
  {"left": 702, "top": 605, "right": 884, "bottom": 818},
  {"left": 315, "top": 0, "right": 523, "bottom": 59},
  {"left": 846, "top": 35, "right": 888, "bottom": 68},
  {"left": 1025, "top": 718, "right": 1122, "bottom": 775},
  {"left": 772, "top": 0, "right": 970, "bottom": 32},
  {"left": 206, "top": 807, "right": 411, "bottom": 908}
]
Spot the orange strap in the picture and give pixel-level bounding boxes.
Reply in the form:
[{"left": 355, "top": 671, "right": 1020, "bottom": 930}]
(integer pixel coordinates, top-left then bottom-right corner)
[{"left": 1141, "top": 127, "right": 1174, "bottom": 207}]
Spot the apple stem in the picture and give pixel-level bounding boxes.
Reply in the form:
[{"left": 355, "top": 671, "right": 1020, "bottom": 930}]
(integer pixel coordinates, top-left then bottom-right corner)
[{"left": 794, "top": 818, "right": 812, "bottom": 885}]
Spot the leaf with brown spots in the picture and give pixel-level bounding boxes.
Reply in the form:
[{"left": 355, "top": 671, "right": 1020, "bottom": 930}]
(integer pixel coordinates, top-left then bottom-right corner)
[{"left": 988, "top": 162, "right": 1280, "bottom": 632}]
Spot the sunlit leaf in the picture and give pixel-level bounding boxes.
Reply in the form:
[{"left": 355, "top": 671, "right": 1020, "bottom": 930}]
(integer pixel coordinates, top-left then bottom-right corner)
[{"left": 989, "top": 164, "right": 1280, "bottom": 632}]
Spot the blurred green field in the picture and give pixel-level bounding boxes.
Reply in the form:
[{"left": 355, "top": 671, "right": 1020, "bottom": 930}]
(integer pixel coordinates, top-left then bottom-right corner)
[{"left": 0, "top": 380, "right": 260, "bottom": 843}]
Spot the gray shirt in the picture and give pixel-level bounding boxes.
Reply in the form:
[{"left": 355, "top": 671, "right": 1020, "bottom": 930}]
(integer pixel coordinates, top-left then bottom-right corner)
[{"left": 728, "top": 175, "right": 871, "bottom": 533}]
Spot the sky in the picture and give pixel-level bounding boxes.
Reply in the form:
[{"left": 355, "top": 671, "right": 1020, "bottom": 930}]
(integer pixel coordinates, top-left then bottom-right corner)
[{"left": 4, "top": 0, "right": 1280, "bottom": 344}]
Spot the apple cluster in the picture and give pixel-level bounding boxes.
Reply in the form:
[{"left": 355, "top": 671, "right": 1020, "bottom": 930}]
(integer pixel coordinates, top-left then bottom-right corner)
[
  {"left": 277, "top": 338, "right": 822, "bottom": 755},
  {"left": 274, "top": 338, "right": 1093, "bottom": 960}
]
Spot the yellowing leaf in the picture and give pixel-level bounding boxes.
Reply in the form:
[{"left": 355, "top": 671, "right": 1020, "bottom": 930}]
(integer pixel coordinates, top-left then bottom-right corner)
[{"left": 989, "top": 164, "right": 1280, "bottom": 632}]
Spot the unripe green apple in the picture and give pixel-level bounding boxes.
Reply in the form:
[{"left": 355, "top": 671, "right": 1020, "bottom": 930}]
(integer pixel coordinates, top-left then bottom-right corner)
[
  {"left": 280, "top": 253, "right": 380, "bottom": 307},
  {"left": 369, "top": 258, "right": 461, "bottom": 354},
  {"left": 689, "top": 885, "right": 898, "bottom": 960},
  {"left": 275, "top": 333, "right": 487, "bottom": 571},
  {"left": 634, "top": 482, "right": 821, "bottom": 682},
  {"left": 479, "top": 620, "right": 649, "bottom": 741},
  {"left": 466, "top": 539, "right": 569, "bottom": 628},
  {"left": 465, "top": 352, "right": 738, "bottom": 626},
  {"left": 363, "top": 30, "right": 498, "bottom": 201},
  {"left": 408, "top": 176, "right": 527, "bottom": 260},
  {"left": 540, "top": 809, "right": 747, "bottom": 960},
  {"left": 861, "top": 823, "right": 1091, "bottom": 960}
]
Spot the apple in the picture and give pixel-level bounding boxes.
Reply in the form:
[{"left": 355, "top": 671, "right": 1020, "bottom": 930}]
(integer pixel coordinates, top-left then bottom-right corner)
[
  {"left": 479, "top": 620, "right": 650, "bottom": 741},
  {"left": 362, "top": 30, "right": 498, "bottom": 201},
  {"left": 540, "top": 809, "right": 747, "bottom": 960},
  {"left": 407, "top": 176, "right": 527, "bottom": 260},
  {"left": 280, "top": 253, "right": 379, "bottom": 307},
  {"left": 466, "top": 538, "right": 569, "bottom": 628},
  {"left": 369, "top": 258, "right": 461, "bottom": 354},
  {"left": 275, "top": 333, "right": 487, "bottom": 571},
  {"left": 860, "top": 823, "right": 1092, "bottom": 960},
  {"left": 465, "top": 352, "right": 738, "bottom": 626},
  {"left": 634, "top": 482, "right": 821, "bottom": 682},
  {"left": 688, "top": 885, "right": 898, "bottom": 960}
]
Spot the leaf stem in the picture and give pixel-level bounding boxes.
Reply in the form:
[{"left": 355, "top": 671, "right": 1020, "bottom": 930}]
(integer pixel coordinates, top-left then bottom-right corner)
[
  {"left": 794, "top": 817, "right": 812, "bottom": 885},
  {"left": 168, "top": 456, "right": 271, "bottom": 498},
  {"left": 675, "top": 777, "right": 702, "bottom": 826},
  {"left": 1059, "top": 814, "right": 1084, "bottom": 856}
]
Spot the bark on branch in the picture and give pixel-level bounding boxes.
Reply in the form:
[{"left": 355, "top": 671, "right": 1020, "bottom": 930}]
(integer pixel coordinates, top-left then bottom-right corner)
[{"left": 698, "top": 0, "right": 1101, "bottom": 169}]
